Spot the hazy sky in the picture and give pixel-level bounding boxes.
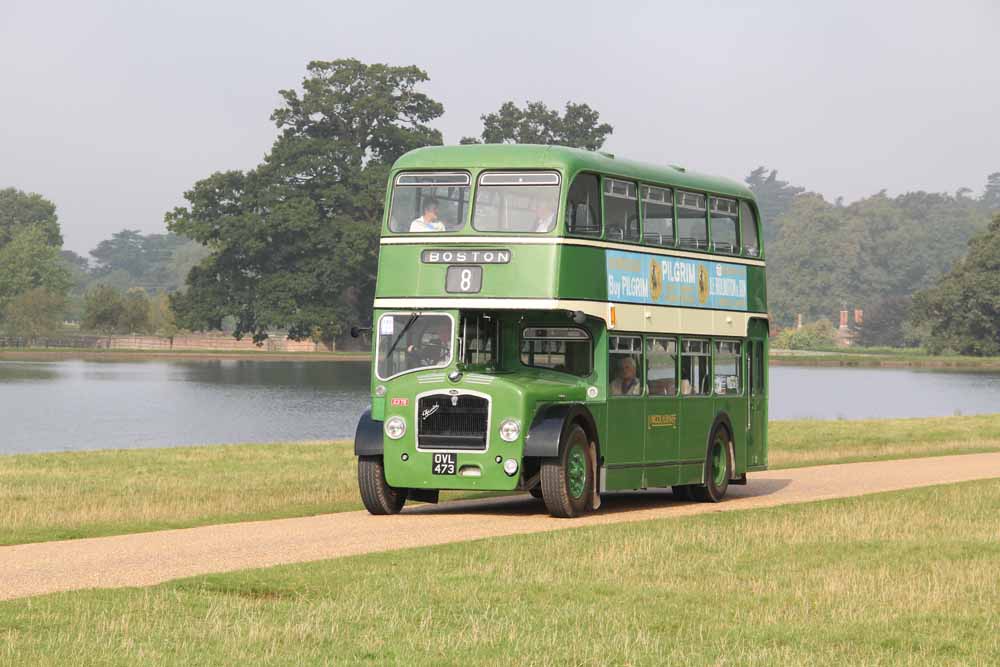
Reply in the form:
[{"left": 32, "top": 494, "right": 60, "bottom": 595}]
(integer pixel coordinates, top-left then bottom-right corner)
[{"left": 2, "top": 0, "right": 998, "bottom": 254}]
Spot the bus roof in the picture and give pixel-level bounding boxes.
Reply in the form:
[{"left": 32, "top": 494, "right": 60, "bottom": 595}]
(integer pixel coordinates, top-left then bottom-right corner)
[{"left": 391, "top": 144, "right": 755, "bottom": 201}]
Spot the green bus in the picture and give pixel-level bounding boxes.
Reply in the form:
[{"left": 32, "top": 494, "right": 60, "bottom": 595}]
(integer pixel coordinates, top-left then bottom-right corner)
[{"left": 354, "top": 144, "right": 768, "bottom": 518}]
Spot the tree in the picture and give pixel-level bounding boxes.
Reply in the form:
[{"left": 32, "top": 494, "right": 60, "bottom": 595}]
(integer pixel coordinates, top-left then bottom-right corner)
[
  {"left": 911, "top": 213, "right": 1000, "bottom": 355},
  {"left": 462, "top": 100, "right": 613, "bottom": 150},
  {"left": 2, "top": 287, "right": 65, "bottom": 340},
  {"left": 120, "top": 289, "right": 151, "bottom": 334},
  {"left": 0, "top": 187, "right": 62, "bottom": 249},
  {"left": 983, "top": 172, "right": 1000, "bottom": 211},
  {"left": 772, "top": 319, "right": 836, "bottom": 350},
  {"left": 0, "top": 226, "right": 71, "bottom": 315},
  {"left": 82, "top": 284, "right": 126, "bottom": 335},
  {"left": 167, "top": 59, "right": 444, "bottom": 343},
  {"left": 149, "top": 292, "right": 179, "bottom": 338},
  {"left": 744, "top": 167, "right": 805, "bottom": 242}
]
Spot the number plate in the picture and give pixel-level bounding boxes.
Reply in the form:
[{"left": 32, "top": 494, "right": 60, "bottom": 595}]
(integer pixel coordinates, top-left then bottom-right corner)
[
  {"left": 445, "top": 265, "right": 483, "bottom": 293},
  {"left": 431, "top": 452, "right": 457, "bottom": 475}
]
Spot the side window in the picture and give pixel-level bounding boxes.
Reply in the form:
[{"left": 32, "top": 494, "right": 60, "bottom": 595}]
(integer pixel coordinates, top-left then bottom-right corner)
[
  {"left": 609, "top": 335, "right": 643, "bottom": 396},
  {"left": 566, "top": 173, "right": 602, "bottom": 237},
  {"left": 677, "top": 191, "right": 707, "bottom": 250},
  {"left": 520, "top": 327, "right": 592, "bottom": 376},
  {"left": 680, "top": 339, "right": 711, "bottom": 396},
  {"left": 740, "top": 201, "right": 761, "bottom": 257},
  {"left": 641, "top": 185, "right": 674, "bottom": 246},
  {"left": 710, "top": 197, "right": 739, "bottom": 255},
  {"left": 646, "top": 337, "right": 677, "bottom": 396},
  {"left": 714, "top": 340, "right": 742, "bottom": 395},
  {"left": 460, "top": 312, "right": 499, "bottom": 367},
  {"left": 603, "top": 179, "right": 640, "bottom": 242}
]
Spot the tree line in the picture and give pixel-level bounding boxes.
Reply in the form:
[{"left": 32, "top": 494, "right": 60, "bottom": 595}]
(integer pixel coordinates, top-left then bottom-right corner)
[
  {"left": 2, "top": 57, "right": 998, "bottom": 354},
  {"left": 0, "top": 192, "right": 203, "bottom": 340}
]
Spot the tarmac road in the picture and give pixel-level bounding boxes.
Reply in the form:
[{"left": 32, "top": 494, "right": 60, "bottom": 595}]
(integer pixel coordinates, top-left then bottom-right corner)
[{"left": 2, "top": 452, "right": 999, "bottom": 601}]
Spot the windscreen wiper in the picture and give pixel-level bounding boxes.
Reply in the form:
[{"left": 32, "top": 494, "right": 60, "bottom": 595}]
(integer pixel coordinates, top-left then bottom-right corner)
[{"left": 383, "top": 312, "right": 420, "bottom": 361}]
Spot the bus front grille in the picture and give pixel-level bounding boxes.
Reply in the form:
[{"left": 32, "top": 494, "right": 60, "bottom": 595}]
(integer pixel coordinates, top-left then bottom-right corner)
[{"left": 417, "top": 394, "right": 489, "bottom": 451}]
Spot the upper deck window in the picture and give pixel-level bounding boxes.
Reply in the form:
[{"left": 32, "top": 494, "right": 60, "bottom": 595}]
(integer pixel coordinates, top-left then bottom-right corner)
[
  {"left": 472, "top": 171, "right": 561, "bottom": 233},
  {"left": 740, "top": 201, "right": 761, "bottom": 257},
  {"left": 604, "top": 179, "right": 640, "bottom": 242},
  {"left": 388, "top": 172, "right": 470, "bottom": 233},
  {"left": 710, "top": 197, "right": 739, "bottom": 255},
  {"left": 677, "top": 191, "right": 707, "bottom": 251},
  {"left": 566, "top": 173, "right": 602, "bottom": 237},
  {"left": 641, "top": 185, "right": 674, "bottom": 247}
]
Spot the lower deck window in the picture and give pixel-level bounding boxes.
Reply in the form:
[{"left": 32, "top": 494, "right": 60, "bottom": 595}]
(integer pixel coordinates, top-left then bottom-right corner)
[
  {"left": 609, "top": 335, "right": 643, "bottom": 396},
  {"left": 681, "top": 339, "right": 711, "bottom": 395},
  {"left": 714, "top": 340, "right": 742, "bottom": 395},
  {"left": 521, "top": 327, "right": 592, "bottom": 376},
  {"left": 461, "top": 312, "right": 499, "bottom": 368}
]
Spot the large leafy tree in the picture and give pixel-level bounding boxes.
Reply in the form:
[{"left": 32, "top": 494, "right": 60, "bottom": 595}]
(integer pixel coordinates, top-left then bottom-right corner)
[
  {"left": 461, "top": 100, "right": 613, "bottom": 150},
  {"left": 0, "top": 187, "right": 62, "bottom": 249},
  {"left": 0, "top": 226, "right": 71, "bottom": 316},
  {"left": 167, "top": 59, "right": 444, "bottom": 343},
  {"left": 911, "top": 213, "right": 1000, "bottom": 355},
  {"left": 744, "top": 167, "right": 805, "bottom": 243},
  {"left": 983, "top": 172, "right": 1000, "bottom": 211},
  {"left": 2, "top": 287, "right": 65, "bottom": 340}
]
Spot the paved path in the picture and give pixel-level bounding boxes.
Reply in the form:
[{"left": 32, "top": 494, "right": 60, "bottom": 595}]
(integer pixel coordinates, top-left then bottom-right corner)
[{"left": 3, "top": 452, "right": 999, "bottom": 602}]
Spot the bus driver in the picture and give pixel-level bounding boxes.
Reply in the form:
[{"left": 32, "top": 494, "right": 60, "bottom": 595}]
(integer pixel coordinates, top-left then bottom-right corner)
[{"left": 410, "top": 198, "right": 445, "bottom": 232}]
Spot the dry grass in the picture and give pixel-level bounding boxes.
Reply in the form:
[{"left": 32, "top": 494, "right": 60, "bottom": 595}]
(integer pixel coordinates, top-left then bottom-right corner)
[
  {"left": 3, "top": 414, "right": 999, "bottom": 546},
  {"left": 2, "top": 480, "right": 998, "bottom": 665},
  {"left": 769, "top": 414, "right": 1000, "bottom": 468}
]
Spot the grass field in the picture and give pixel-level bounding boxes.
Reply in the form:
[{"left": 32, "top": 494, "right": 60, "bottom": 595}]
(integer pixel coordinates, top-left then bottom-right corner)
[
  {"left": 2, "top": 480, "right": 998, "bottom": 665},
  {"left": 2, "top": 415, "right": 998, "bottom": 547}
]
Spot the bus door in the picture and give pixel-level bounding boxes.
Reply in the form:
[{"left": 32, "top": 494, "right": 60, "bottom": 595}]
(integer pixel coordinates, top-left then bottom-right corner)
[
  {"left": 678, "top": 339, "right": 713, "bottom": 484},
  {"left": 604, "top": 335, "right": 645, "bottom": 489},
  {"left": 643, "top": 336, "right": 680, "bottom": 487},
  {"left": 747, "top": 319, "right": 769, "bottom": 469}
]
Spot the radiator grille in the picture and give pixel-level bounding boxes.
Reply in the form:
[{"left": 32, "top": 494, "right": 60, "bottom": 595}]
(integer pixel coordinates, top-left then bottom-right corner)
[{"left": 417, "top": 394, "right": 489, "bottom": 450}]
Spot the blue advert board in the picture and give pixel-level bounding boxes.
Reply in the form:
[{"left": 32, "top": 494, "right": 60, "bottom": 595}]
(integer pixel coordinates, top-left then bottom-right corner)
[{"left": 605, "top": 249, "right": 748, "bottom": 311}]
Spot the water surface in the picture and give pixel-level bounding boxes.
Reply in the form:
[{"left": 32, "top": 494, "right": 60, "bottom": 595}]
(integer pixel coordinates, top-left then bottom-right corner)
[{"left": 1, "top": 360, "right": 998, "bottom": 454}]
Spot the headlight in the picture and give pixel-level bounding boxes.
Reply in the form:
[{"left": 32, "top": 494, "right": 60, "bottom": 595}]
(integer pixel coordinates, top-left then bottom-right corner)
[
  {"left": 384, "top": 415, "right": 406, "bottom": 440},
  {"left": 499, "top": 419, "right": 521, "bottom": 442}
]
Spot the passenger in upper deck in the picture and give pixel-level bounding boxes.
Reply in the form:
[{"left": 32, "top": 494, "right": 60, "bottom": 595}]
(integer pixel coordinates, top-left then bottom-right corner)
[
  {"left": 410, "top": 199, "right": 445, "bottom": 232},
  {"left": 531, "top": 195, "right": 557, "bottom": 233}
]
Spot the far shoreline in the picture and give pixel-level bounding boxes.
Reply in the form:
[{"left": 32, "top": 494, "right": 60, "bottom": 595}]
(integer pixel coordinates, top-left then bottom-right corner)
[{"left": 0, "top": 348, "right": 370, "bottom": 363}]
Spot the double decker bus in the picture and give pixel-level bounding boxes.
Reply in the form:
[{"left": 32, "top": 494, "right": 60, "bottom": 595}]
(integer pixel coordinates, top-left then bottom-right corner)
[{"left": 354, "top": 144, "right": 768, "bottom": 518}]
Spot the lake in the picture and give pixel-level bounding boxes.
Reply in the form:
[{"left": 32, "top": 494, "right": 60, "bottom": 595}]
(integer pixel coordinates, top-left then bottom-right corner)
[{"left": 2, "top": 359, "right": 999, "bottom": 455}]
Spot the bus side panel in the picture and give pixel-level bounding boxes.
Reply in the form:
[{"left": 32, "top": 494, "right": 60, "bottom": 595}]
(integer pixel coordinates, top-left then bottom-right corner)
[
  {"left": 746, "top": 266, "right": 767, "bottom": 314},
  {"left": 747, "top": 318, "right": 769, "bottom": 471}
]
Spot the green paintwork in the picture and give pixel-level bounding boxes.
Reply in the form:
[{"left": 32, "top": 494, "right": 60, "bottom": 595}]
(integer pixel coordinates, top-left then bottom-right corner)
[
  {"left": 361, "top": 145, "right": 769, "bottom": 498},
  {"left": 567, "top": 444, "right": 587, "bottom": 499}
]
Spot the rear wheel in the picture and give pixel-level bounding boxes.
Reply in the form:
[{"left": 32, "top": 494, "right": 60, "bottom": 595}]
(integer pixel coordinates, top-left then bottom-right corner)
[
  {"left": 358, "top": 456, "right": 406, "bottom": 515},
  {"left": 540, "top": 424, "right": 592, "bottom": 518},
  {"left": 691, "top": 426, "right": 731, "bottom": 503}
]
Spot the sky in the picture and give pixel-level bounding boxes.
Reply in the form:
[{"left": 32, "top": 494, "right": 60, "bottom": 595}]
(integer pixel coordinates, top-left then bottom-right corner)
[{"left": 2, "top": 0, "right": 998, "bottom": 254}]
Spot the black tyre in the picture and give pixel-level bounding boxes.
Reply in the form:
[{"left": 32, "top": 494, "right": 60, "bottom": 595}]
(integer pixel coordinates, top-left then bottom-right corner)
[
  {"left": 358, "top": 455, "right": 406, "bottom": 515},
  {"left": 690, "top": 426, "right": 732, "bottom": 503},
  {"left": 672, "top": 484, "right": 694, "bottom": 501},
  {"left": 540, "top": 424, "right": 593, "bottom": 518},
  {"left": 529, "top": 486, "right": 544, "bottom": 500}
]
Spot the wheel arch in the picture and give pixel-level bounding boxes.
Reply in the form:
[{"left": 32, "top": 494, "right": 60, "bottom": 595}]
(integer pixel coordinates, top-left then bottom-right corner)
[
  {"left": 354, "top": 409, "right": 384, "bottom": 457},
  {"left": 524, "top": 403, "right": 600, "bottom": 460}
]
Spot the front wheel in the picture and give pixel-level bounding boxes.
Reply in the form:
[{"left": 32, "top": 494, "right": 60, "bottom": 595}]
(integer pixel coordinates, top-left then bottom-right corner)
[
  {"left": 358, "top": 456, "right": 407, "bottom": 515},
  {"left": 540, "top": 424, "right": 593, "bottom": 518},
  {"left": 691, "top": 426, "right": 731, "bottom": 503}
]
